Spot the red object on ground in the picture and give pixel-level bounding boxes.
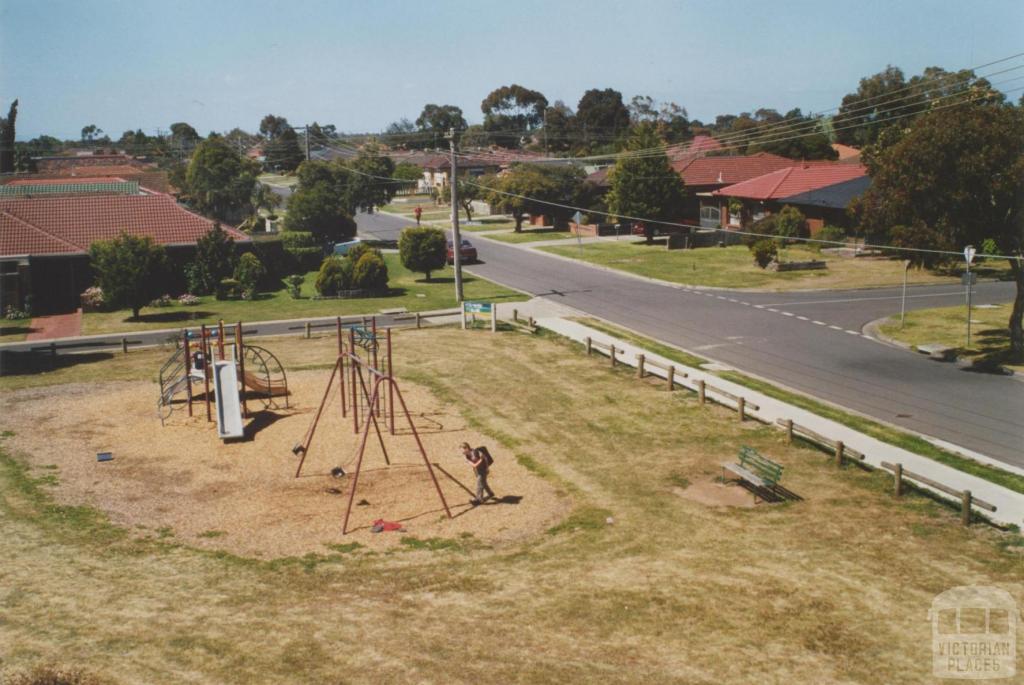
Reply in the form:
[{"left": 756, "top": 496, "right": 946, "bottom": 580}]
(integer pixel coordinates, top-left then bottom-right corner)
[
  {"left": 25, "top": 308, "right": 82, "bottom": 341},
  {"left": 373, "top": 519, "right": 403, "bottom": 532}
]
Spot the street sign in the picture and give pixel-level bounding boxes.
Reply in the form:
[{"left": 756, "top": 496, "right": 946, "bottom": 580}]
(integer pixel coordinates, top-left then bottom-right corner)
[
  {"left": 961, "top": 272, "right": 977, "bottom": 286},
  {"left": 464, "top": 301, "right": 492, "bottom": 315},
  {"left": 572, "top": 210, "right": 583, "bottom": 225},
  {"left": 964, "top": 245, "right": 976, "bottom": 265}
]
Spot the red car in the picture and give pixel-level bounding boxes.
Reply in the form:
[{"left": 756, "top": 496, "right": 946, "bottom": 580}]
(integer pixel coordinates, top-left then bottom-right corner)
[{"left": 447, "top": 239, "right": 478, "bottom": 264}]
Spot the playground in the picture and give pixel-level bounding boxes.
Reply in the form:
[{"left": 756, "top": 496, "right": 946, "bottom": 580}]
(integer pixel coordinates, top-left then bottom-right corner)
[{"left": 1, "top": 326, "right": 1022, "bottom": 684}]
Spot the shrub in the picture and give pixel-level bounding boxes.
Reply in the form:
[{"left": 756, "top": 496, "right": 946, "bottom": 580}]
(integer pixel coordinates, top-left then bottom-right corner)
[
  {"left": 149, "top": 294, "right": 173, "bottom": 307},
  {"left": 749, "top": 239, "right": 778, "bottom": 268},
  {"left": 399, "top": 227, "right": 446, "bottom": 281},
  {"left": 187, "top": 222, "right": 237, "bottom": 295},
  {"left": 772, "top": 205, "right": 808, "bottom": 240},
  {"left": 234, "top": 253, "right": 266, "bottom": 296},
  {"left": 315, "top": 257, "right": 353, "bottom": 296},
  {"left": 80, "top": 286, "right": 105, "bottom": 311},
  {"left": 286, "top": 274, "right": 304, "bottom": 299},
  {"left": 816, "top": 224, "right": 846, "bottom": 245},
  {"left": 251, "top": 238, "right": 291, "bottom": 284},
  {"left": 4, "top": 305, "right": 30, "bottom": 320},
  {"left": 216, "top": 278, "right": 241, "bottom": 300},
  {"left": 345, "top": 241, "right": 379, "bottom": 265},
  {"left": 352, "top": 251, "right": 389, "bottom": 292},
  {"left": 88, "top": 232, "right": 167, "bottom": 319},
  {"left": 178, "top": 293, "right": 200, "bottom": 306},
  {"left": 280, "top": 230, "right": 318, "bottom": 249},
  {"left": 287, "top": 247, "right": 324, "bottom": 273}
]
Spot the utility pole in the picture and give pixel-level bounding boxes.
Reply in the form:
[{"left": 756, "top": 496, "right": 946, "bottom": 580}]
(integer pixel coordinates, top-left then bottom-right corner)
[
  {"left": 446, "top": 128, "right": 464, "bottom": 303},
  {"left": 900, "top": 259, "right": 911, "bottom": 328},
  {"left": 304, "top": 125, "right": 311, "bottom": 161},
  {"left": 964, "top": 245, "right": 976, "bottom": 348}
]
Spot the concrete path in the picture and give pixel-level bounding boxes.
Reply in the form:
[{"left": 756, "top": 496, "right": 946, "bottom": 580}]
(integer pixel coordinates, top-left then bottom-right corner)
[
  {"left": 518, "top": 311, "right": 1023, "bottom": 528},
  {"left": 25, "top": 309, "right": 82, "bottom": 341}
]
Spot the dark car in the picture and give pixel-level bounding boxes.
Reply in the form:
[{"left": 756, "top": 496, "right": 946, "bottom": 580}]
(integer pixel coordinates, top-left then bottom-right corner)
[{"left": 447, "top": 239, "right": 478, "bottom": 264}]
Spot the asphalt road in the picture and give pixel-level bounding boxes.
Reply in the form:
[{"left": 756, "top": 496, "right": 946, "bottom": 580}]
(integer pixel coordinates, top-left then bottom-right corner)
[{"left": 358, "top": 211, "right": 1024, "bottom": 468}]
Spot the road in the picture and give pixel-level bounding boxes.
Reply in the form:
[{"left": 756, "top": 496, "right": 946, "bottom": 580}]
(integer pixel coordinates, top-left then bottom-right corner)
[{"left": 359, "top": 211, "right": 1024, "bottom": 468}]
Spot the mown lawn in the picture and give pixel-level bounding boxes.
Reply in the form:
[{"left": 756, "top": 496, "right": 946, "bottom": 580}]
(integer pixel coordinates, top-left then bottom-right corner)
[
  {"left": 541, "top": 242, "right": 1011, "bottom": 291},
  {"left": 879, "top": 302, "right": 1023, "bottom": 372},
  {"left": 80, "top": 254, "right": 526, "bottom": 336},
  {"left": 1, "top": 327, "right": 1021, "bottom": 684},
  {"left": 484, "top": 228, "right": 575, "bottom": 243},
  {"left": 0, "top": 318, "right": 34, "bottom": 342}
]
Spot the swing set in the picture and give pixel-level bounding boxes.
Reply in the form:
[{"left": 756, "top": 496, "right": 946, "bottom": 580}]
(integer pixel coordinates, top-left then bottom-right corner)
[{"left": 293, "top": 319, "right": 452, "bottom": 534}]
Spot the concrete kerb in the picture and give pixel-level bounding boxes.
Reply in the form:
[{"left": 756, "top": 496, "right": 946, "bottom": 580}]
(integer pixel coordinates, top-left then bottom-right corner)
[{"left": 533, "top": 315, "right": 1024, "bottom": 527}]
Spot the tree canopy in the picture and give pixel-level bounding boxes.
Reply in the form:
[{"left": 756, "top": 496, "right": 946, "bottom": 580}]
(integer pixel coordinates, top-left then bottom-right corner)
[
  {"left": 483, "top": 164, "right": 585, "bottom": 231},
  {"left": 576, "top": 88, "right": 630, "bottom": 152},
  {"left": 414, "top": 104, "right": 466, "bottom": 149},
  {"left": 399, "top": 227, "right": 447, "bottom": 281},
  {"left": 260, "top": 114, "right": 304, "bottom": 171},
  {"left": 0, "top": 99, "right": 17, "bottom": 173},
  {"left": 855, "top": 102, "right": 1024, "bottom": 354},
  {"left": 88, "top": 233, "right": 167, "bottom": 319},
  {"left": 184, "top": 137, "right": 260, "bottom": 223},
  {"left": 481, "top": 84, "right": 548, "bottom": 148},
  {"left": 606, "top": 124, "right": 687, "bottom": 243}
]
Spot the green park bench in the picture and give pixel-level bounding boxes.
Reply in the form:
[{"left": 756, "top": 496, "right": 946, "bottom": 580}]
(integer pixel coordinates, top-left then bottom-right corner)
[{"left": 722, "top": 446, "right": 784, "bottom": 499}]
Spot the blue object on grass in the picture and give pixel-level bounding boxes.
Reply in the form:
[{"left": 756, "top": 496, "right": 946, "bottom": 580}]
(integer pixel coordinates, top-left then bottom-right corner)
[{"left": 96, "top": 452, "right": 113, "bottom": 462}]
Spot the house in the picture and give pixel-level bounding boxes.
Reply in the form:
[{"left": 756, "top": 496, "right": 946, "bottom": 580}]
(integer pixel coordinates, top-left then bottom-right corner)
[
  {"left": 672, "top": 153, "right": 799, "bottom": 226},
  {"left": 0, "top": 176, "right": 141, "bottom": 197},
  {"left": 0, "top": 194, "right": 248, "bottom": 314},
  {"left": 33, "top": 153, "right": 152, "bottom": 175},
  {"left": 711, "top": 164, "right": 869, "bottom": 235}
]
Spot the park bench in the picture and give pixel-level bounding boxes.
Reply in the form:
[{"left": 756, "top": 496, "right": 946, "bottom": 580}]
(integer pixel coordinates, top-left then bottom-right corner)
[{"left": 722, "top": 446, "right": 784, "bottom": 500}]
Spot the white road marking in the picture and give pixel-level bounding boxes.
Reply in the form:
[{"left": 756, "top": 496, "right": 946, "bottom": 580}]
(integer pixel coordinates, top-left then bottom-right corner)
[
  {"left": 782, "top": 312, "right": 795, "bottom": 317},
  {"left": 845, "top": 330, "right": 860, "bottom": 335},
  {"left": 829, "top": 325, "right": 843, "bottom": 331},
  {"left": 813, "top": 320, "right": 827, "bottom": 325},
  {"left": 796, "top": 315, "right": 809, "bottom": 321}
]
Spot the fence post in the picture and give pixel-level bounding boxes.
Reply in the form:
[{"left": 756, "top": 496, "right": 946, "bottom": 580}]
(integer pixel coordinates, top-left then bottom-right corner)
[
  {"left": 121, "top": 337, "right": 128, "bottom": 354},
  {"left": 460, "top": 302, "right": 467, "bottom": 330},
  {"left": 304, "top": 321, "right": 311, "bottom": 339},
  {"left": 666, "top": 365, "right": 675, "bottom": 391},
  {"left": 785, "top": 419, "right": 794, "bottom": 444},
  {"left": 415, "top": 312, "right": 422, "bottom": 329},
  {"left": 894, "top": 463, "right": 903, "bottom": 497},
  {"left": 610, "top": 344, "right": 617, "bottom": 367},
  {"left": 636, "top": 354, "right": 645, "bottom": 378},
  {"left": 737, "top": 396, "right": 745, "bottom": 421},
  {"left": 528, "top": 316, "right": 535, "bottom": 329},
  {"left": 585, "top": 337, "right": 592, "bottom": 355},
  {"left": 491, "top": 304, "right": 497, "bottom": 333},
  {"left": 50, "top": 342, "right": 57, "bottom": 358},
  {"left": 961, "top": 491, "right": 972, "bottom": 526},
  {"left": 697, "top": 380, "right": 706, "bottom": 405},
  {"left": 835, "top": 441, "right": 845, "bottom": 467},
  {"left": 513, "top": 308, "right": 518, "bottom": 323}
]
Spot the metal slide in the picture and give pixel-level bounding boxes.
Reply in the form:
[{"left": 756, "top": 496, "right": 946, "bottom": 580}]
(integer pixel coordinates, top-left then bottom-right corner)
[{"left": 213, "top": 360, "right": 244, "bottom": 440}]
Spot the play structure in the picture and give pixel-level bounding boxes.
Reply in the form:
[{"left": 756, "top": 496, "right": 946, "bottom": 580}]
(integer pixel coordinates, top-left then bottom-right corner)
[
  {"left": 158, "top": 320, "right": 289, "bottom": 440},
  {"left": 293, "top": 319, "right": 452, "bottom": 534}
]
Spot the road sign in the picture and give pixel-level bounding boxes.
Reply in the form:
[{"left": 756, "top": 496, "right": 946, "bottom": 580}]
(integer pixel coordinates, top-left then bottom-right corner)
[
  {"left": 964, "top": 245, "right": 976, "bottom": 265},
  {"left": 961, "top": 272, "right": 977, "bottom": 286},
  {"left": 464, "top": 301, "right": 492, "bottom": 315},
  {"left": 572, "top": 210, "right": 583, "bottom": 225}
]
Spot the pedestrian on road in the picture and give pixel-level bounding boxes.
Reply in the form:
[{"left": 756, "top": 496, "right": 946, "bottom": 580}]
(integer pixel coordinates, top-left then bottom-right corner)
[
  {"left": 414, "top": 206, "right": 422, "bottom": 226},
  {"left": 462, "top": 442, "right": 495, "bottom": 505}
]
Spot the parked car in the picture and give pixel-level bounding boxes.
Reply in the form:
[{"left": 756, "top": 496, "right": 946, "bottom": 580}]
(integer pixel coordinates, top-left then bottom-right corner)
[
  {"left": 447, "top": 239, "right": 478, "bottom": 264},
  {"left": 332, "top": 237, "right": 362, "bottom": 256}
]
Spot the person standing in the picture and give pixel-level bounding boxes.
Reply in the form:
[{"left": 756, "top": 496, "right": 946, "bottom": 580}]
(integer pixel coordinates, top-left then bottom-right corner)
[
  {"left": 461, "top": 442, "right": 495, "bottom": 505},
  {"left": 414, "top": 205, "right": 422, "bottom": 226}
]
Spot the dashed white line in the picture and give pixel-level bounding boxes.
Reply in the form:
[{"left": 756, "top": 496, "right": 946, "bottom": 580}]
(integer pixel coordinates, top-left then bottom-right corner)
[
  {"left": 782, "top": 312, "right": 795, "bottom": 317},
  {"left": 767, "top": 308, "right": 780, "bottom": 313},
  {"left": 813, "top": 321, "right": 827, "bottom": 325},
  {"left": 829, "top": 325, "right": 843, "bottom": 331},
  {"left": 845, "top": 329, "right": 860, "bottom": 335},
  {"left": 796, "top": 315, "right": 809, "bottom": 321}
]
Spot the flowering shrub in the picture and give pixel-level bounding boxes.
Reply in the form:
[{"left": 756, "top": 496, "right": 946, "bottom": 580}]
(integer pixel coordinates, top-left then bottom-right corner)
[
  {"left": 4, "top": 305, "right": 30, "bottom": 320},
  {"left": 178, "top": 293, "right": 200, "bottom": 306},
  {"left": 149, "top": 294, "right": 173, "bottom": 308},
  {"left": 80, "top": 286, "right": 105, "bottom": 311}
]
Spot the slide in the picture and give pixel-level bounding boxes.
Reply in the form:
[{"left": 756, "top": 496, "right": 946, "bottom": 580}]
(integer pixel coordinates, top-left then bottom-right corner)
[{"left": 213, "top": 360, "right": 244, "bottom": 440}]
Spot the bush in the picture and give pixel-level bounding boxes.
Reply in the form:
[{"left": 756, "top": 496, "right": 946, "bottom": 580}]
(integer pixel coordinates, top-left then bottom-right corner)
[
  {"left": 187, "top": 223, "right": 237, "bottom": 295},
  {"left": 234, "top": 253, "right": 266, "bottom": 296},
  {"left": 178, "top": 293, "right": 200, "bottom": 306},
  {"left": 399, "top": 227, "right": 446, "bottom": 281},
  {"left": 287, "top": 246, "right": 324, "bottom": 273},
  {"left": 88, "top": 232, "right": 168, "bottom": 319},
  {"left": 749, "top": 239, "right": 778, "bottom": 268},
  {"left": 250, "top": 238, "right": 291, "bottom": 284},
  {"left": 280, "top": 230, "right": 317, "bottom": 249},
  {"left": 80, "top": 286, "right": 105, "bottom": 311},
  {"left": 816, "top": 225, "right": 846, "bottom": 245},
  {"left": 149, "top": 294, "right": 173, "bottom": 307},
  {"left": 286, "top": 274, "right": 304, "bottom": 299},
  {"left": 216, "top": 278, "right": 241, "bottom": 300},
  {"left": 345, "top": 241, "right": 379, "bottom": 265},
  {"left": 4, "top": 304, "right": 30, "bottom": 320},
  {"left": 315, "top": 257, "right": 353, "bottom": 296},
  {"left": 352, "top": 251, "right": 389, "bottom": 292}
]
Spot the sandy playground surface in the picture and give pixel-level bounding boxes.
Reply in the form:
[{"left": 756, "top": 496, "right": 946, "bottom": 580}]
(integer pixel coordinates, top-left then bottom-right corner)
[{"left": 0, "top": 371, "right": 568, "bottom": 557}]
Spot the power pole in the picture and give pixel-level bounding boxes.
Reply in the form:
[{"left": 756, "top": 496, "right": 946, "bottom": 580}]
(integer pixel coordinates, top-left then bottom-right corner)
[
  {"left": 446, "top": 128, "right": 464, "bottom": 303},
  {"left": 304, "top": 125, "right": 311, "bottom": 161}
]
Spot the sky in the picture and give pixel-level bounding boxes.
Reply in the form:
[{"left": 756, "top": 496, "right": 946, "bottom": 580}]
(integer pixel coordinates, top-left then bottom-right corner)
[{"left": 1, "top": 0, "right": 1022, "bottom": 141}]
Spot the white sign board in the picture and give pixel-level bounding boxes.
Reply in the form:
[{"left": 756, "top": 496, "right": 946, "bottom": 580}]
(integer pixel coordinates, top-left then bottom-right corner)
[{"left": 964, "top": 245, "right": 976, "bottom": 265}]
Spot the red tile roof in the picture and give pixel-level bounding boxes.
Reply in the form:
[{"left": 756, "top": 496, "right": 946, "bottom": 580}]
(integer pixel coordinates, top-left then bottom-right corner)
[
  {"left": 673, "top": 153, "right": 796, "bottom": 186},
  {"left": 7, "top": 176, "right": 126, "bottom": 186},
  {"left": 0, "top": 195, "right": 248, "bottom": 258},
  {"left": 712, "top": 164, "right": 868, "bottom": 201},
  {"left": 71, "top": 165, "right": 147, "bottom": 177}
]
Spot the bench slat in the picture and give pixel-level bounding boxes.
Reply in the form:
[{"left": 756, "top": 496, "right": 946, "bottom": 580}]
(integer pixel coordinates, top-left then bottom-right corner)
[
  {"left": 737, "top": 446, "right": 783, "bottom": 485},
  {"left": 722, "top": 462, "right": 767, "bottom": 489}
]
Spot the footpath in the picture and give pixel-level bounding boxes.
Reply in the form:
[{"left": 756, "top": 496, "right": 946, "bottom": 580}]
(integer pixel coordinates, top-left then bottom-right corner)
[{"left": 499, "top": 298, "right": 1024, "bottom": 528}]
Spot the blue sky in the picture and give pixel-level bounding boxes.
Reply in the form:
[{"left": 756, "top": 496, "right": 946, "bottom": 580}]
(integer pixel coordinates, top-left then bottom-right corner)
[{"left": 2, "top": 0, "right": 1022, "bottom": 140}]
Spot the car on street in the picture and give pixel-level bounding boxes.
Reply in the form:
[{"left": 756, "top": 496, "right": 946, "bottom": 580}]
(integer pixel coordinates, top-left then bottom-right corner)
[{"left": 447, "top": 238, "right": 478, "bottom": 264}]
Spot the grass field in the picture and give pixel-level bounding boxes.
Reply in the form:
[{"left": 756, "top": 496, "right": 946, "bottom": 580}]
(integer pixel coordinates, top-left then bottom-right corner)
[
  {"left": 541, "top": 242, "right": 1012, "bottom": 291},
  {"left": 1, "top": 327, "right": 1021, "bottom": 684},
  {"left": 0, "top": 318, "right": 32, "bottom": 342},
  {"left": 77, "top": 254, "right": 525, "bottom": 336},
  {"left": 878, "top": 303, "right": 1023, "bottom": 373},
  {"left": 483, "top": 228, "right": 575, "bottom": 243}
]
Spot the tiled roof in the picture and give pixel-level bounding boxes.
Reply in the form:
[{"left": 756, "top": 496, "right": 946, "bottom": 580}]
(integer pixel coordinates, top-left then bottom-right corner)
[
  {"left": 0, "top": 195, "right": 248, "bottom": 258},
  {"left": 0, "top": 179, "right": 139, "bottom": 197},
  {"left": 712, "top": 164, "right": 868, "bottom": 201},
  {"left": 7, "top": 176, "right": 126, "bottom": 186},
  {"left": 71, "top": 165, "right": 147, "bottom": 177},
  {"left": 673, "top": 153, "right": 796, "bottom": 186},
  {"left": 778, "top": 175, "right": 872, "bottom": 209}
]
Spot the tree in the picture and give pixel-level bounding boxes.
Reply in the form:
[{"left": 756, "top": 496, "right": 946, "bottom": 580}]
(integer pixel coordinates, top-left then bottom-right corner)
[
  {"left": 456, "top": 175, "right": 482, "bottom": 221},
  {"left": 539, "top": 101, "right": 575, "bottom": 153},
  {"left": 259, "top": 114, "right": 304, "bottom": 171},
  {"left": 352, "top": 251, "right": 389, "bottom": 292},
  {"left": 286, "top": 160, "right": 356, "bottom": 243},
  {"left": 606, "top": 124, "right": 687, "bottom": 244},
  {"left": 81, "top": 124, "right": 103, "bottom": 142},
  {"left": 346, "top": 143, "right": 397, "bottom": 213},
  {"left": 399, "top": 227, "right": 447, "bottom": 281},
  {"left": 576, "top": 88, "right": 630, "bottom": 152},
  {"left": 234, "top": 252, "right": 266, "bottom": 298},
  {"left": 187, "top": 223, "right": 237, "bottom": 295},
  {"left": 481, "top": 84, "right": 548, "bottom": 148},
  {"left": 306, "top": 122, "right": 336, "bottom": 149},
  {"left": 629, "top": 96, "right": 690, "bottom": 143},
  {"left": 88, "top": 233, "right": 167, "bottom": 319},
  {"left": 749, "top": 109, "right": 836, "bottom": 160},
  {"left": 169, "top": 122, "right": 200, "bottom": 153},
  {"left": 184, "top": 137, "right": 260, "bottom": 222},
  {"left": 855, "top": 102, "right": 1024, "bottom": 355},
  {"left": 315, "top": 256, "right": 353, "bottom": 295},
  {"left": 414, "top": 104, "right": 466, "bottom": 149},
  {"left": 0, "top": 99, "right": 17, "bottom": 173},
  {"left": 484, "top": 164, "right": 585, "bottom": 231}
]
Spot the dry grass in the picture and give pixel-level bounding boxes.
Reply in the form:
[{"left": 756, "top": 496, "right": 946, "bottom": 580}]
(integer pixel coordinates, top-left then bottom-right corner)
[{"left": 1, "top": 328, "right": 1022, "bottom": 684}]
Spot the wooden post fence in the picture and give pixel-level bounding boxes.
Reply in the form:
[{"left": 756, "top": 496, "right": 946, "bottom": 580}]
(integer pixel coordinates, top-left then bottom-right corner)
[
  {"left": 697, "top": 380, "right": 706, "bottom": 405},
  {"left": 666, "top": 365, "right": 675, "bottom": 391},
  {"left": 784, "top": 419, "right": 794, "bottom": 444},
  {"left": 835, "top": 441, "right": 845, "bottom": 467},
  {"left": 585, "top": 337, "right": 592, "bottom": 355},
  {"left": 636, "top": 354, "right": 645, "bottom": 378},
  {"left": 737, "top": 396, "right": 745, "bottom": 422},
  {"left": 894, "top": 463, "right": 903, "bottom": 497},
  {"left": 609, "top": 344, "right": 617, "bottom": 367}
]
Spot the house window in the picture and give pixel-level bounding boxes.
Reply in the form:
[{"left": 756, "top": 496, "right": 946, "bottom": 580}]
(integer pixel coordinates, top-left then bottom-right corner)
[{"left": 699, "top": 205, "right": 721, "bottom": 228}]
